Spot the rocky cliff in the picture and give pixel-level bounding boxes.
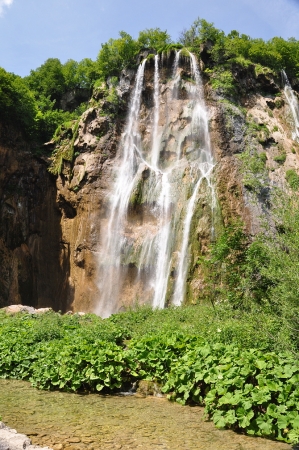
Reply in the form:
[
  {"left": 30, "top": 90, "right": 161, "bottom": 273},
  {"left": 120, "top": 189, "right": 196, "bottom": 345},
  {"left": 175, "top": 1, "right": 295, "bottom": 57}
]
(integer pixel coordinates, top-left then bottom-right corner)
[
  {"left": 1, "top": 52, "right": 299, "bottom": 313},
  {"left": 0, "top": 124, "right": 69, "bottom": 311}
]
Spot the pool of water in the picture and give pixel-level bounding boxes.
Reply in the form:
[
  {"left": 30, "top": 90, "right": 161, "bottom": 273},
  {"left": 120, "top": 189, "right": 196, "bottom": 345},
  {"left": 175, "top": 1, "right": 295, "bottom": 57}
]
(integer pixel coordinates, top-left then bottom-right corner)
[{"left": 0, "top": 379, "right": 291, "bottom": 450}]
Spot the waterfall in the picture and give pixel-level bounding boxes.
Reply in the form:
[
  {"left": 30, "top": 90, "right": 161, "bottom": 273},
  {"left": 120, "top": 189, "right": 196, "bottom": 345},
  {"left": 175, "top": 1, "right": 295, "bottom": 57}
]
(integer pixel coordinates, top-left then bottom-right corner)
[
  {"left": 151, "top": 55, "right": 161, "bottom": 168},
  {"left": 172, "top": 50, "right": 181, "bottom": 99},
  {"left": 96, "top": 51, "right": 215, "bottom": 316},
  {"left": 96, "top": 60, "right": 147, "bottom": 318},
  {"left": 173, "top": 54, "right": 215, "bottom": 306},
  {"left": 282, "top": 70, "right": 299, "bottom": 142}
]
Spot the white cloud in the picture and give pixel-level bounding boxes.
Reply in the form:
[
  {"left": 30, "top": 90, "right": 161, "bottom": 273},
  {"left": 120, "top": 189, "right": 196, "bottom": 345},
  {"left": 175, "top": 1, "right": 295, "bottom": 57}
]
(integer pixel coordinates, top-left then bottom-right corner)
[
  {"left": 0, "top": 0, "right": 13, "bottom": 17},
  {"left": 242, "top": 0, "right": 299, "bottom": 38}
]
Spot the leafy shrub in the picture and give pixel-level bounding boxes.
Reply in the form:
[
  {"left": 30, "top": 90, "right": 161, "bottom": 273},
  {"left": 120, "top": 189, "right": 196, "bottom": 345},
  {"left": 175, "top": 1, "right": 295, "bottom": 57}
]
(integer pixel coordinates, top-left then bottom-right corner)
[
  {"left": 274, "top": 153, "right": 286, "bottom": 164},
  {"left": 49, "top": 119, "right": 80, "bottom": 175},
  {"left": 1, "top": 307, "right": 299, "bottom": 443},
  {"left": 286, "top": 169, "right": 299, "bottom": 189},
  {"left": 180, "top": 17, "right": 299, "bottom": 77},
  {"left": 238, "top": 149, "right": 268, "bottom": 192},
  {"left": 137, "top": 28, "right": 172, "bottom": 50},
  {"left": 163, "top": 343, "right": 299, "bottom": 443},
  {"left": 96, "top": 31, "right": 139, "bottom": 79},
  {"left": 0, "top": 67, "right": 37, "bottom": 137},
  {"left": 205, "top": 68, "right": 236, "bottom": 96}
]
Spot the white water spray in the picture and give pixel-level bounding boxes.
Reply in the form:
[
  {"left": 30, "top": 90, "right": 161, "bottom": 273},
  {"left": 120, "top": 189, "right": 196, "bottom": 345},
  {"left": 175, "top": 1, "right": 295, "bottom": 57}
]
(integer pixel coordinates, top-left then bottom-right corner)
[
  {"left": 96, "top": 60, "right": 146, "bottom": 317},
  {"left": 282, "top": 70, "right": 299, "bottom": 141},
  {"left": 173, "top": 54, "right": 215, "bottom": 306},
  {"left": 97, "top": 51, "right": 215, "bottom": 316},
  {"left": 151, "top": 55, "right": 161, "bottom": 168}
]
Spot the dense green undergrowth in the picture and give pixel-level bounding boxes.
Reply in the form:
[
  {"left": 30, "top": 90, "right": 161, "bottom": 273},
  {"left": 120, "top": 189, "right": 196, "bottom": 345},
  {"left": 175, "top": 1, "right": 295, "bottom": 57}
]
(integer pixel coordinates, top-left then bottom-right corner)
[{"left": 1, "top": 305, "right": 299, "bottom": 444}]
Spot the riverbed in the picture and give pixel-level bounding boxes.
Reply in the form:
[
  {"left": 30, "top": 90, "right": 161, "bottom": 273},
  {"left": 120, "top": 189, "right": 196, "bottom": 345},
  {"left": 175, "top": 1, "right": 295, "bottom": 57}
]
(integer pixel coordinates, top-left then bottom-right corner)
[{"left": 0, "top": 379, "right": 292, "bottom": 450}]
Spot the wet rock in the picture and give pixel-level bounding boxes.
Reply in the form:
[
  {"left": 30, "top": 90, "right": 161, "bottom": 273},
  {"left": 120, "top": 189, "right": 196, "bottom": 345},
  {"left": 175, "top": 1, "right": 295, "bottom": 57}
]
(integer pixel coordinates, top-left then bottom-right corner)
[{"left": 136, "top": 380, "right": 164, "bottom": 398}]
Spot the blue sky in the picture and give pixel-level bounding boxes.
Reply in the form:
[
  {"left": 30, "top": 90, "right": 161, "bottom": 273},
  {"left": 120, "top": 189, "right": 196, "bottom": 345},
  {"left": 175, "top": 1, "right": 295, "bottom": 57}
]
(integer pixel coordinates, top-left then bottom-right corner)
[{"left": 1, "top": 0, "right": 299, "bottom": 77}]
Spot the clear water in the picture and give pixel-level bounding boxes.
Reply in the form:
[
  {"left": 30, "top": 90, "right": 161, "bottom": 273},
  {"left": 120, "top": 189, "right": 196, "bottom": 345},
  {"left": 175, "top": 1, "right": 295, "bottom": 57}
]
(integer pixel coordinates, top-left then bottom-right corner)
[{"left": 0, "top": 379, "right": 291, "bottom": 450}]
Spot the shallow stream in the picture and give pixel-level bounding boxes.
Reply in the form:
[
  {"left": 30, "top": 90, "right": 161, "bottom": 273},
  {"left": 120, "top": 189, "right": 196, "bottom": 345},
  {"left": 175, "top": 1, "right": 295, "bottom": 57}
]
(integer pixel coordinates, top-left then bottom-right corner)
[{"left": 0, "top": 379, "right": 291, "bottom": 450}]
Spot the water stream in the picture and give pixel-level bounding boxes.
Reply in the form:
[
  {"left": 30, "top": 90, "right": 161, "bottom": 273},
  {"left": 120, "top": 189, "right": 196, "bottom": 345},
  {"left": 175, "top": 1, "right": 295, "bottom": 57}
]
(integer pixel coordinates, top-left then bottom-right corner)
[
  {"left": 96, "top": 52, "right": 215, "bottom": 317},
  {"left": 0, "top": 379, "right": 291, "bottom": 450},
  {"left": 282, "top": 70, "right": 299, "bottom": 142}
]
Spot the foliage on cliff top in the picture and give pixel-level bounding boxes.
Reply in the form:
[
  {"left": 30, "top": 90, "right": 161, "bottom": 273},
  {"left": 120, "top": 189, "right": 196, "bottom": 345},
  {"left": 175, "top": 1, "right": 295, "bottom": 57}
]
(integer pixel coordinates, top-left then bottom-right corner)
[
  {"left": 0, "top": 68, "right": 37, "bottom": 137},
  {"left": 180, "top": 17, "right": 299, "bottom": 78},
  {"left": 1, "top": 19, "right": 298, "bottom": 153},
  {"left": 96, "top": 28, "right": 172, "bottom": 80}
]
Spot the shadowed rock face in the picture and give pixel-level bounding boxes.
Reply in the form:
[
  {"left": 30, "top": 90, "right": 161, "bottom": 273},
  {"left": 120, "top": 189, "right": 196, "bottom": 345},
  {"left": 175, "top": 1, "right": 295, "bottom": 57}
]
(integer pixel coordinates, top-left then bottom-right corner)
[
  {"left": 0, "top": 124, "right": 70, "bottom": 311},
  {"left": 1, "top": 54, "right": 299, "bottom": 313}
]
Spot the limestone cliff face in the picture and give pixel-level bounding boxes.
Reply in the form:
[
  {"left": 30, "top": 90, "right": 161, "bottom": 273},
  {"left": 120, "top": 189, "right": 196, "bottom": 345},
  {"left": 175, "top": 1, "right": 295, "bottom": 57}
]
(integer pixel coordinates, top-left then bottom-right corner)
[
  {"left": 1, "top": 53, "right": 299, "bottom": 312},
  {"left": 0, "top": 124, "right": 69, "bottom": 310},
  {"left": 54, "top": 114, "right": 122, "bottom": 312},
  {"left": 208, "top": 65, "right": 299, "bottom": 234}
]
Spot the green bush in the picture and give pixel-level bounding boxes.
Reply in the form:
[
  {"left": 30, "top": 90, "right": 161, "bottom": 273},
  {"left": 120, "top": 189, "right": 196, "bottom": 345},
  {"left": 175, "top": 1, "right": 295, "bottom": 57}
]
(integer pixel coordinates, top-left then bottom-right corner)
[
  {"left": 205, "top": 68, "right": 236, "bottom": 96},
  {"left": 0, "top": 68, "right": 37, "bottom": 137},
  {"left": 180, "top": 17, "right": 299, "bottom": 77},
  {"left": 286, "top": 169, "right": 299, "bottom": 189},
  {"left": 0, "top": 309, "right": 299, "bottom": 443},
  {"left": 274, "top": 153, "right": 286, "bottom": 164},
  {"left": 96, "top": 31, "right": 140, "bottom": 79},
  {"left": 137, "top": 28, "right": 172, "bottom": 50},
  {"left": 164, "top": 344, "right": 299, "bottom": 443}
]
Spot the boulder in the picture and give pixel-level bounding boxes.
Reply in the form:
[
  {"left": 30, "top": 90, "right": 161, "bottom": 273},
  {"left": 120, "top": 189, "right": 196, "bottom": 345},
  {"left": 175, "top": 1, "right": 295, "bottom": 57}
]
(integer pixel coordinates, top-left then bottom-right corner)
[
  {"left": 0, "top": 422, "right": 52, "bottom": 450},
  {"left": 3, "top": 305, "right": 52, "bottom": 315}
]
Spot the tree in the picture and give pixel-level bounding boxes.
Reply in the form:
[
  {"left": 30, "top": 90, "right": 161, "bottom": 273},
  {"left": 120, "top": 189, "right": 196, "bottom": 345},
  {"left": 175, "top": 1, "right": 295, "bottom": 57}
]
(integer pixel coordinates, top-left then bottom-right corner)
[
  {"left": 96, "top": 31, "right": 139, "bottom": 79},
  {"left": 137, "top": 28, "right": 171, "bottom": 50},
  {"left": 0, "top": 67, "right": 37, "bottom": 136},
  {"left": 24, "top": 58, "right": 66, "bottom": 103},
  {"left": 248, "top": 39, "right": 283, "bottom": 71},
  {"left": 62, "top": 59, "right": 78, "bottom": 90},
  {"left": 179, "top": 18, "right": 224, "bottom": 47},
  {"left": 76, "top": 58, "right": 99, "bottom": 88}
]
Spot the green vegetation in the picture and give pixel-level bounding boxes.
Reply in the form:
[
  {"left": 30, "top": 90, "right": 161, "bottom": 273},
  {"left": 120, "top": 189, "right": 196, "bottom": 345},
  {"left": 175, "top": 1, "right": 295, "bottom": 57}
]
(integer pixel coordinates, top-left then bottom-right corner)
[
  {"left": 137, "top": 28, "right": 171, "bottom": 51},
  {"left": 0, "top": 306, "right": 299, "bottom": 444},
  {"left": 180, "top": 18, "right": 299, "bottom": 78},
  {"left": 238, "top": 149, "right": 268, "bottom": 192},
  {"left": 48, "top": 119, "right": 80, "bottom": 175},
  {"left": 0, "top": 27, "right": 174, "bottom": 150},
  {"left": 201, "top": 191, "right": 299, "bottom": 352},
  {"left": 96, "top": 28, "right": 172, "bottom": 80},
  {"left": 204, "top": 67, "right": 236, "bottom": 96},
  {"left": 0, "top": 68, "right": 37, "bottom": 138},
  {"left": 273, "top": 153, "right": 286, "bottom": 164},
  {"left": 286, "top": 169, "right": 299, "bottom": 189},
  {"left": 96, "top": 31, "right": 140, "bottom": 80}
]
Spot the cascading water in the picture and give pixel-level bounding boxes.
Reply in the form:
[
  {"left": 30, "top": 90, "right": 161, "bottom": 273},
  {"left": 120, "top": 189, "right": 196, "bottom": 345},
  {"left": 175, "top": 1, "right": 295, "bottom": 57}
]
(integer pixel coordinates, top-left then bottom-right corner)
[
  {"left": 96, "top": 51, "right": 215, "bottom": 317},
  {"left": 96, "top": 60, "right": 147, "bottom": 317},
  {"left": 173, "top": 53, "right": 215, "bottom": 306},
  {"left": 282, "top": 70, "right": 299, "bottom": 142}
]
